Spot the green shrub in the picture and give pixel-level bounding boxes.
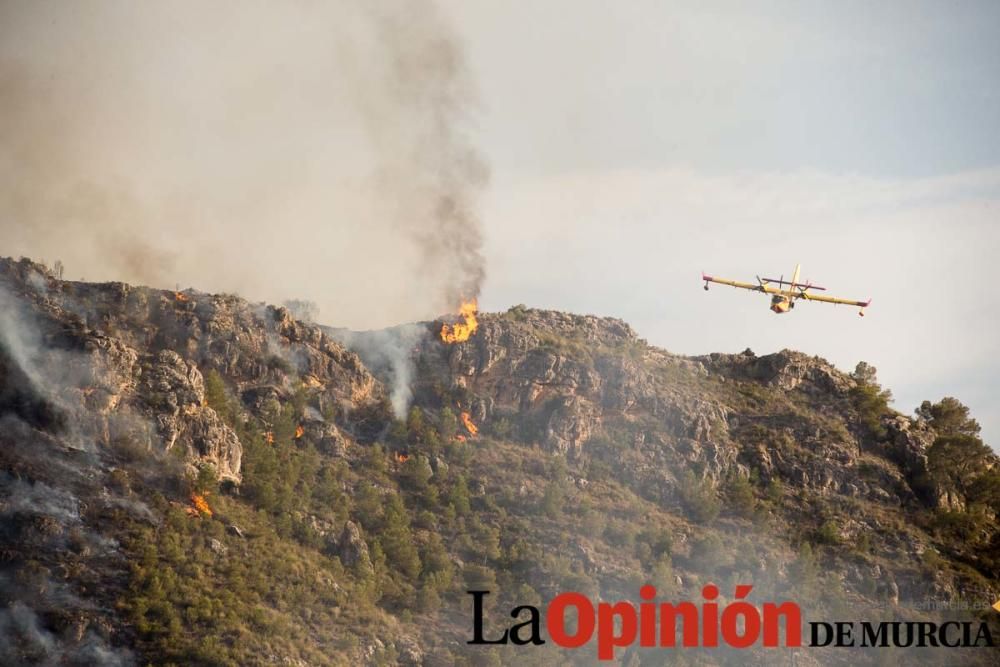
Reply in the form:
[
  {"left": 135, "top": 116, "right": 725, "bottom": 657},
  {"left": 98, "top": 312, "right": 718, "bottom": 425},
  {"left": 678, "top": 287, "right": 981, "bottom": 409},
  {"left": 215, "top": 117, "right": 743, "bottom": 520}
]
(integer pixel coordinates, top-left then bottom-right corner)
[
  {"left": 603, "top": 520, "right": 636, "bottom": 550},
  {"left": 203, "top": 368, "right": 235, "bottom": 425},
  {"left": 677, "top": 470, "right": 721, "bottom": 524},
  {"left": 814, "top": 520, "right": 841, "bottom": 545},
  {"left": 540, "top": 480, "right": 566, "bottom": 518},
  {"left": 636, "top": 526, "right": 672, "bottom": 568},
  {"left": 723, "top": 473, "right": 756, "bottom": 518},
  {"left": 849, "top": 362, "right": 893, "bottom": 441}
]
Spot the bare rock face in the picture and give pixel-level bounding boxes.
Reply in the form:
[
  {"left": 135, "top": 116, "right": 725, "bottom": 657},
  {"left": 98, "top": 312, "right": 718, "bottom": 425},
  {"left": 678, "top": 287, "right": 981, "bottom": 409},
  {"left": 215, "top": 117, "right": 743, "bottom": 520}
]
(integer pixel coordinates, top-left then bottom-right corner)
[
  {"left": 335, "top": 520, "right": 373, "bottom": 576},
  {"left": 175, "top": 407, "right": 243, "bottom": 483},
  {"left": 0, "top": 256, "right": 384, "bottom": 485},
  {"left": 436, "top": 311, "right": 653, "bottom": 457},
  {"left": 882, "top": 415, "right": 934, "bottom": 478},
  {"left": 135, "top": 350, "right": 242, "bottom": 482},
  {"left": 595, "top": 355, "right": 655, "bottom": 411},
  {"left": 544, "top": 395, "right": 597, "bottom": 458},
  {"left": 317, "top": 421, "right": 348, "bottom": 457},
  {"left": 424, "top": 309, "right": 746, "bottom": 482},
  {"left": 662, "top": 397, "right": 729, "bottom": 442},
  {"left": 403, "top": 307, "right": 965, "bottom": 511},
  {"left": 881, "top": 415, "right": 963, "bottom": 509},
  {"left": 701, "top": 348, "right": 854, "bottom": 396},
  {"left": 140, "top": 350, "right": 205, "bottom": 422},
  {"left": 396, "top": 635, "right": 424, "bottom": 667},
  {"left": 75, "top": 335, "right": 140, "bottom": 413}
]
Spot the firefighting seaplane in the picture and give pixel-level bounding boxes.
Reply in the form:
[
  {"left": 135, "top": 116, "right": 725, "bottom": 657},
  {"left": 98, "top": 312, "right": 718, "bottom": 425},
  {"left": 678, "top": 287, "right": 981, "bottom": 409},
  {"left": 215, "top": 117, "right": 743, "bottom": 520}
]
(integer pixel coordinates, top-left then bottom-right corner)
[{"left": 702, "top": 264, "right": 871, "bottom": 316}]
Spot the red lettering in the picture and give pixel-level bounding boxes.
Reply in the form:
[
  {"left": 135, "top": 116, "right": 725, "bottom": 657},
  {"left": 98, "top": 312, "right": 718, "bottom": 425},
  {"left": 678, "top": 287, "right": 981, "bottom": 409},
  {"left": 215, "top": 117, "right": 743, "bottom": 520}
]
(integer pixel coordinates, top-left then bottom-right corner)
[
  {"left": 659, "top": 602, "right": 699, "bottom": 647},
  {"left": 597, "top": 602, "right": 637, "bottom": 660},
  {"left": 762, "top": 601, "right": 802, "bottom": 647},
  {"left": 720, "top": 602, "right": 761, "bottom": 648},
  {"left": 547, "top": 592, "right": 595, "bottom": 648},
  {"left": 702, "top": 584, "right": 719, "bottom": 647},
  {"left": 639, "top": 585, "right": 657, "bottom": 646}
]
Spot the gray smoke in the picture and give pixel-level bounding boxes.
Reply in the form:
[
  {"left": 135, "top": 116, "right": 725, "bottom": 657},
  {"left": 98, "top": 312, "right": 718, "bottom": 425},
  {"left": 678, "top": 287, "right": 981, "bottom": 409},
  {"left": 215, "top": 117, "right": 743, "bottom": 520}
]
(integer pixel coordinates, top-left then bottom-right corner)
[
  {"left": 0, "top": 600, "right": 134, "bottom": 667},
  {"left": 349, "top": 1, "right": 488, "bottom": 310},
  {"left": 0, "top": 282, "right": 46, "bottom": 391},
  {"left": 330, "top": 323, "right": 428, "bottom": 418},
  {"left": 0, "top": 0, "right": 486, "bottom": 329},
  {"left": 0, "top": 278, "right": 144, "bottom": 666}
]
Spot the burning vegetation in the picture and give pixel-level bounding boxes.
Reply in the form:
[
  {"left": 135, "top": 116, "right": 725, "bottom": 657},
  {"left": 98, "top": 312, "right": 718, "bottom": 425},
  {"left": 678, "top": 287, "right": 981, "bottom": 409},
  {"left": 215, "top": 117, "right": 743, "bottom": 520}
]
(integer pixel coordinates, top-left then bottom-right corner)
[
  {"left": 190, "top": 493, "right": 212, "bottom": 517},
  {"left": 460, "top": 411, "right": 478, "bottom": 437},
  {"left": 295, "top": 425, "right": 305, "bottom": 439},
  {"left": 5, "top": 252, "right": 999, "bottom": 666},
  {"left": 174, "top": 291, "right": 189, "bottom": 302},
  {"left": 439, "top": 299, "right": 479, "bottom": 343}
]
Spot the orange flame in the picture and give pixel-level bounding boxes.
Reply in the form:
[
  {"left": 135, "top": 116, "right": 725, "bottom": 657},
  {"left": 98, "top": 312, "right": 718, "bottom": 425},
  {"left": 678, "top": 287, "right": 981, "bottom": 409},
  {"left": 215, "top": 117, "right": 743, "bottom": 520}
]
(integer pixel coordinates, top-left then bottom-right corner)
[
  {"left": 394, "top": 451, "right": 411, "bottom": 463},
  {"left": 265, "top": 431, "right": 274, "bottom": 445},
  {"left": 460, "top": 411, "right": 478, "bottom": 436},
  {"left": 190, "top": 493, "right": 213, "bottom": 517},
  {"left": 174, "top": 291, "right": 189, "bottom": 302},
  {"left": 440, "top": 299, "right": 479, "bottom": 343},
  {"left": 295, "top": 425, "right": 304, "bottom": 439}
]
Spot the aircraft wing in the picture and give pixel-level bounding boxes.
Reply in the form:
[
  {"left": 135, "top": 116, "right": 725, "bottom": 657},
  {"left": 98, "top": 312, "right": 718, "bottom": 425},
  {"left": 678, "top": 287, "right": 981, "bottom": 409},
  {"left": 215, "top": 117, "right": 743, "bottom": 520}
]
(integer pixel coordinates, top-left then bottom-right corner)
[
  {"left": 702, "top": 273, "right": 781, "bottom": 294},
  {"left": 798, "top": 292, "right": 871, "bottom": 307}
]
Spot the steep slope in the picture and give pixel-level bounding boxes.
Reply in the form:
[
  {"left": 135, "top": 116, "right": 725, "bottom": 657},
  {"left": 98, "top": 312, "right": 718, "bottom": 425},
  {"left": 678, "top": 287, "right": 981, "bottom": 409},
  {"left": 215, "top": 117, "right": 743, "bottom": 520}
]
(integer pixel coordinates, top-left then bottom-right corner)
[
  {"left": 0, "top": 257, "right": 385, "bottom": 665},
  {"left": 1, "top": 256, "right": 997, "bottom": 666},
  {"left": 419, "top": 306, "right": 945, "bottom": 511}
]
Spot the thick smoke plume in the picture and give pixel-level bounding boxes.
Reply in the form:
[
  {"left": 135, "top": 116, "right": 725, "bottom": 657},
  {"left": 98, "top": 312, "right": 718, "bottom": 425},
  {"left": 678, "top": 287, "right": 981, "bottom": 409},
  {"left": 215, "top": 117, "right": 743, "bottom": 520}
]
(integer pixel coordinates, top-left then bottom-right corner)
[
  {"left": 331, "top": 323, "right": 427, "bottom": 418},
  {"left": 0, "top": 0, "right": 486, "bottom": 329},
  {"left": 0, "top": 285, "right": 137, "bottom": 665}
]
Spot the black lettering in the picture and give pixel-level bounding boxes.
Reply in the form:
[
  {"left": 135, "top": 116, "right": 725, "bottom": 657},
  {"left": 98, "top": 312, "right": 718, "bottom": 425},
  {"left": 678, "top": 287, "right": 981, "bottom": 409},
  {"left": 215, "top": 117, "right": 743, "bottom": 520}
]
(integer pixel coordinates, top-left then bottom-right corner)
[
  {"left": 861, "top": 622, "right": 888, "bottom": 647},
  {"left": 917, "top": 622, "right": 938, "bottom": 647},
  {"left": 809, "top": 622, "right": 834, "bottom": 647},
  {"left": 835, "top": 622, "right": 854, "bottom": 647},
  {"left": 509, "top": 605, "right": 545, "bottom": 645},
  {"left": 939, "top": 622, "right": 961, "bottom": 648},
  {"left": 891, "top": 622, "right": 913, "bottom": 648},
  {"left": 972, "top": 622, "right": 994, "bottom": 647},
  {"left": 467, "top": 591, "right": 509, "bottom": 645}
]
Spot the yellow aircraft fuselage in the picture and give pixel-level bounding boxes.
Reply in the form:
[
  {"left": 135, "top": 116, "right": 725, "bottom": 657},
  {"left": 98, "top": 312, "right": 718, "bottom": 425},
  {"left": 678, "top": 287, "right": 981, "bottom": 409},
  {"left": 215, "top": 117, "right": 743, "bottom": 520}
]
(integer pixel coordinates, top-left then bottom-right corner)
[
  {"left": 702, "top": 264, "right": 871, "bottom": 317},
  {"left": 770, "top": 294, "right": 792, "bottom": 314}
]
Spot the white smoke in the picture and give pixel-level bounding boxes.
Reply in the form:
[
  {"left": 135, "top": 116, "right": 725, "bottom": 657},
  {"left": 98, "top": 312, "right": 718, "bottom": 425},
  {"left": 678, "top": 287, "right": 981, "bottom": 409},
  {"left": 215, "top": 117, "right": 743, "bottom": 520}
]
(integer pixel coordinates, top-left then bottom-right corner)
[
  {"left": 0, "top": 0, "right": 487, "bottom": 330},
  {"left": 331, "top": 323, "right": 428, "bottom": 418}
]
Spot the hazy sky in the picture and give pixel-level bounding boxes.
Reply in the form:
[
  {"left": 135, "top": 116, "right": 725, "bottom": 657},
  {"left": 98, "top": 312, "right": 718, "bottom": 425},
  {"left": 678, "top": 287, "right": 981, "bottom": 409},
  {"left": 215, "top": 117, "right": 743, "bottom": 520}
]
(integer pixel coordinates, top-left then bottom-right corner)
[
  {"left": 440, "top": 1, "right": 1000, "bottom": 444},
  {"left": 1, "top": 1, "right": 997, "bottom": 444}
]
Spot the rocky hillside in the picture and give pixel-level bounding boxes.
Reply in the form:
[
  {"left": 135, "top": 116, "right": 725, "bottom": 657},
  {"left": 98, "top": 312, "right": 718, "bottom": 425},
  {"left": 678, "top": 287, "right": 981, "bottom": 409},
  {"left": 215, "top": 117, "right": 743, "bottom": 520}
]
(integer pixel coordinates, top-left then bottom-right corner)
[{"left": 1, "top": 256, "right": 998, "bottom": 666}]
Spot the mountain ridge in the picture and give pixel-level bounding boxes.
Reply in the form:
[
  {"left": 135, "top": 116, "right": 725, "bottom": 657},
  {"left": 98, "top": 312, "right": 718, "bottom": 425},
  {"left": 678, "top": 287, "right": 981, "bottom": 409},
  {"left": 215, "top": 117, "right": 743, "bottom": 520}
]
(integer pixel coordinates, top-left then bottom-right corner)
[{"left": 1, "top": 255, "right": 998, "bottom": 666}]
